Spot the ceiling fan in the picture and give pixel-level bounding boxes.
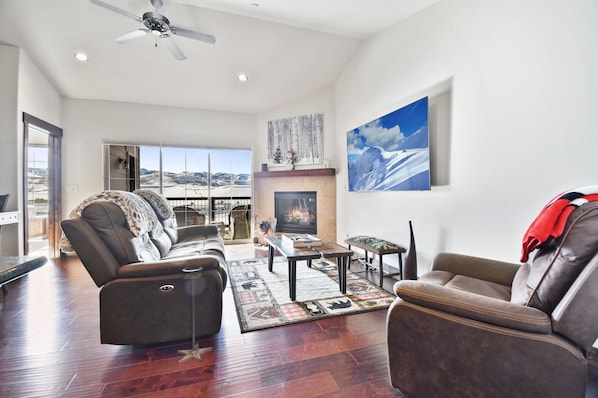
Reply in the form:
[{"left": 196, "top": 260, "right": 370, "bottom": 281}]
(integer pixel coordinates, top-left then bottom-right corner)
[{"left": 89, "top": 0, "right": 216, "bottom": 60}]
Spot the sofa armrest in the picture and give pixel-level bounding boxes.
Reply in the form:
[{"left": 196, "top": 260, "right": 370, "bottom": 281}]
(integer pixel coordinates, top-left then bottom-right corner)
[
  {"left": 117, "top": 255, "right": 221, "bottom": 279},
  {"left": 431, "top": 252, "right": 520, "bottom": 286},
  {"left": 176, "top": 224, "right": 220, "bottom": 240},
  {"left": 61, "top": 218, "right": 121, "bottom": 287},
  {"left": 394, "top": 280, "right": 552, "bottom": 334}
]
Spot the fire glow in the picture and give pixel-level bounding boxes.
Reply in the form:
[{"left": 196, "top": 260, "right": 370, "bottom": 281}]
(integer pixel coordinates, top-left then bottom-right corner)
[
  {"left": 274, "top": 191, "right": 317, "bottom": 234},
  {"left": 284, "top": 205, "right": 314, "bottom": 225}
]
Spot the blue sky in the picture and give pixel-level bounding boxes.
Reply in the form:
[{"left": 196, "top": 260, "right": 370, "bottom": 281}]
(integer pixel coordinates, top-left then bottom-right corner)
[
  {"left": 347, "top": 96, "right": 428, "bottom": 154},
  {"left": 140, "top": 146, "right": 251, "bottom": 174},
  {"left": 378, "top": 96, "right": 428, "bottom": 136}
]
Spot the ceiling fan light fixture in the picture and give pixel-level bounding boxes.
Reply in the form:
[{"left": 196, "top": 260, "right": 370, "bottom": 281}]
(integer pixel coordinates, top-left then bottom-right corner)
[
  {"left": 74, "top": 51, "right": 89, "bottom": 62},
  {"left": 89, "top": 0, "right": 216, "bottom": 61}
]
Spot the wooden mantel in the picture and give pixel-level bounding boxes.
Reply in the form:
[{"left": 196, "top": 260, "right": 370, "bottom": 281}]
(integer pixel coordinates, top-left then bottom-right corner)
[{"left": 254, "top": 168, "right": 335, "bottom": 178}]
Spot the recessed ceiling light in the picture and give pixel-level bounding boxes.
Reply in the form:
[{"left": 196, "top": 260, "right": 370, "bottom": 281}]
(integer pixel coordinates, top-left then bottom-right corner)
[
  {"left": 238, "top": 73, "right": 249, "bottom": 82},
  {"left": 74, "top": 52, "right": 89, "bottom": 62}
]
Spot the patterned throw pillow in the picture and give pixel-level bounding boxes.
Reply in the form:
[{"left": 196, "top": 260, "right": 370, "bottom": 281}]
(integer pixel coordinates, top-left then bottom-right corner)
[{"left": 134, "top": 189, "right": 174, "bottom": 221}]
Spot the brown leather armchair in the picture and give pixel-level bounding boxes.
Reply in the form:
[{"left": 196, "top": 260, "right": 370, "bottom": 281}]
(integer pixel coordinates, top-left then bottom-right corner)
[
  {"left": 387, "top": 201, "right": 598, "bottom": 397},
  {"left": 61, "top": 190, "right": 227, "bottom": 345}
]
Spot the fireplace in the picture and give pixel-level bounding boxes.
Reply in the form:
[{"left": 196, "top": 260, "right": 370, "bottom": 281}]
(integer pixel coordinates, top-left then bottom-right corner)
[{"left": 274, "top": 191, "right": 317, "bottom": 234}]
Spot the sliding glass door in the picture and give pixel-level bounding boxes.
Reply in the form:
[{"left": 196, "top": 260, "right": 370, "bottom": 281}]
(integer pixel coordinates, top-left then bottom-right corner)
[
  {"left": 210, "top": 150, "right": 252, "bottom": 239},
  {"left": 105, "top": 144, "right": 252, "bottom": 241},
  {"left": 23, "top": 113, "right": 62, "bottom": 258}
]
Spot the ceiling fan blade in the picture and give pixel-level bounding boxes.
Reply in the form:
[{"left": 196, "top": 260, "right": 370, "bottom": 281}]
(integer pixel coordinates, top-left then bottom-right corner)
[
  {"left": 115, "top": 29, "right": 149, "bottom": 44},
  {"left": 170, "top": 25, "right": 216, "bottom": 45},
  {"left": 89, "top": 0, "right": 142, "bottom": 22},
  {"left": 161, "top": 35, "right": 186, "bottom": 60}
]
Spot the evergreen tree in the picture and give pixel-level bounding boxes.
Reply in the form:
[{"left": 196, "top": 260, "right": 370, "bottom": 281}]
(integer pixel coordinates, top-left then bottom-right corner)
[{"left": 273, "top": 146, "right": 283, "bottom": 163}]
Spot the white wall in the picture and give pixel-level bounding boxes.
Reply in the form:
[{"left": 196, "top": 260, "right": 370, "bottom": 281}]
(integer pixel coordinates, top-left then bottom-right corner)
[
  {"left": 0, "top": 45, "right": 62, "bottom": 255},
  {"left": 335, "top": 0, "right": 598, "bottom": 271},
  {"left": 62, "top": 99, "right": 257, "bottom": 216},
  {"left": 0, "top": 45, "right": 20, "bottom": 255}
]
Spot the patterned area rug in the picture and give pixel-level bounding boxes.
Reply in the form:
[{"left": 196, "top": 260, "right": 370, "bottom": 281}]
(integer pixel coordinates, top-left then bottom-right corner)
[{"left": 227, "top": 256, "right": 396, "bottom": 333}]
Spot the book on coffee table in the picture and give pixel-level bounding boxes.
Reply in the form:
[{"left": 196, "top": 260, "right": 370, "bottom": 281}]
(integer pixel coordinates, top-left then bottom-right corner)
[{"left": 282, "top": 234, "right": 323, "bottom": 248}]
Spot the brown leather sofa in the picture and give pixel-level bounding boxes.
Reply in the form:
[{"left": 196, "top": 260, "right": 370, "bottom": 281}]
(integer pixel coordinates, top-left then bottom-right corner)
[
  {"left": 60, "top": 190, "right": 227, "bottom": 345},
  {"left": 387, "top": 201, "right": 598, "bottom": 397}
]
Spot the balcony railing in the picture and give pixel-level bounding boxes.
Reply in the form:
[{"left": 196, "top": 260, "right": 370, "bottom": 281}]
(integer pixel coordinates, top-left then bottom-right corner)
[{"left": 166, "top": 196, "right": 252, "bottom": 240}]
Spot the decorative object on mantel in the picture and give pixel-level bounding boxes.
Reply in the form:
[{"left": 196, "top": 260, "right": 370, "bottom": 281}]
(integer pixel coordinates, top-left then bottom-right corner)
[
  {"left": 272, "top": 146, "right": 283, "bottom": 164},
  {"left": 285, "top": 150, "right": 296, "bottom": 170},
  {"left": 254, "top": 168, "right": 336, "bottom": 178},
  {"left": 267, "top": 146, "right": 296, "bottom": 171},
  {"left": 268, "top": 113, "right": 324, "bottom": 168}
]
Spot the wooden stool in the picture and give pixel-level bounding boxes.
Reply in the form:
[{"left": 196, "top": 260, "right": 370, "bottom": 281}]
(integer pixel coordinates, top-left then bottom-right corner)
[{"left": 345, "top": 235, "right": 406, "bottom": 287}]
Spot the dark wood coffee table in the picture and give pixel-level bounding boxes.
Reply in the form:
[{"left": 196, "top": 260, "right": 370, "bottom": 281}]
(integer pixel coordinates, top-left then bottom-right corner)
[{"left": 264, "top": 235, "right": 353, "bottom": 301}]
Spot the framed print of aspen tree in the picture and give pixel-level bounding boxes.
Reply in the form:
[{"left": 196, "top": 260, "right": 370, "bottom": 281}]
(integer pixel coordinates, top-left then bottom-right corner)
[{"left": 268, "top": 113, "right": 324, "bottom": 166}]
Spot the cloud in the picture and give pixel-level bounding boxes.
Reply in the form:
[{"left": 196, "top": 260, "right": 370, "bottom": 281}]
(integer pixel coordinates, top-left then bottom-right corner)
[
  {"left": 357, "top": 119, "right": 405, "bottom": 152},
  {"left": 346, "top": 130, "right": 367, "bottom": 155}
]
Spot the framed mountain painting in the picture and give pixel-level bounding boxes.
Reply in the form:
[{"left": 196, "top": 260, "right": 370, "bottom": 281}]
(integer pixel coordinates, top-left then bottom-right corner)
[{"left": 347, "top": 97, "right": 430, "bottom": 191}]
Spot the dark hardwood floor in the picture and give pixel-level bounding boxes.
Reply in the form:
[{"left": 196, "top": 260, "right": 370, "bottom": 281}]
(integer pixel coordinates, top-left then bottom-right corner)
[{"left": 0, "top": 244, "right": 406, "bottom": 398}]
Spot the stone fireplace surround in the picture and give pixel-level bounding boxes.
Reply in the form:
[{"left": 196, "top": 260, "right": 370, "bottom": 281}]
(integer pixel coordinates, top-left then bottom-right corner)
[{"left": 253, "top": 168, "right": 336, "bottom": 243}]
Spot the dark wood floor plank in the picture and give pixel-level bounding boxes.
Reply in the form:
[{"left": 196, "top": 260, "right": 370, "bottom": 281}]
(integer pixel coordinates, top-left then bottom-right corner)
[
  {"left": 330, "top": 344, "right": 391, "bottom": 389},
  {"left": 0, "top": 244, "right": 408, "bottom": 398},
  {"left": 259, "top": 351, "right": 356, "bottom": 387},
  {"left": 317, "top": 377, "right": 408, "bottom": 398},
  {"left": 253, "top": 371, "right": 339, "bottom": 398}
]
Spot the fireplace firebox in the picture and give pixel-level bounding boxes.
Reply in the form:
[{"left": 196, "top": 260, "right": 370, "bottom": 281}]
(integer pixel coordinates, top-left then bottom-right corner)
[{"left": 274, "top": 191, "right": 317, "bottom": 234}]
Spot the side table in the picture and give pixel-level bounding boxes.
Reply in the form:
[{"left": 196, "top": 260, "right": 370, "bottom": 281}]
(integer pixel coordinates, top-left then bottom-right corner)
[
  {"left": 0, "top": 255, "right": 47, "bottom": 294},
  {"left": 345, "top": 235, "right": 406, "bottom": 287}
]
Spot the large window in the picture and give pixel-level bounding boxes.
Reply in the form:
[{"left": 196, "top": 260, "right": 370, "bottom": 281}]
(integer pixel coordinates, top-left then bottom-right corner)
[{"left": 104, "top": 144, "right": 252, "bottom": 241}]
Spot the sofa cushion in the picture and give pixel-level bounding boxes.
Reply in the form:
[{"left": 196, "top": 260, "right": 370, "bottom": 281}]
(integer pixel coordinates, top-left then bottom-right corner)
[
  {"left": 513, "top": 202, "right": 598, "bottom": 312},
  {"left": 134, "top": 189, "right": 178, "bottom": 244},
  {"left": 82, "top": 202, "right": 160, "bottom": 264},
  {"left": 149, "top": 222, "right": 173, "bottom": 258},
  {"left": 510, "top": 263, "right": 531, "bottom": 305},
  {"left": 176, "top": 225, "right": 220, "bottom": 244},
  {"left": 134, "top": 190, "right": 173, "bottom": 220},
  {"left": 445, "top": 275, "right": 511, "bottom": 301},
  {"left": 161, "top": 216, "right": 178, "bottom": 244},
  {"left": 417, "top": 270, "right": 455, "bottom": 286}
]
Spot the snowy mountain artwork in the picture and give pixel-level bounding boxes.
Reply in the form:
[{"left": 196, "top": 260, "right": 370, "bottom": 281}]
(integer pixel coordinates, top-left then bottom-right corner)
[{"left": 347, "top": 97, "right": 430, "bottom": 191}]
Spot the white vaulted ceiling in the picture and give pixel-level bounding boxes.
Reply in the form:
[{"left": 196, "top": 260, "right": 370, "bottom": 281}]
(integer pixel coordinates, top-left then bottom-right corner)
[{"left": 0, "top": 0, "right": 439, "bottom": 113}]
